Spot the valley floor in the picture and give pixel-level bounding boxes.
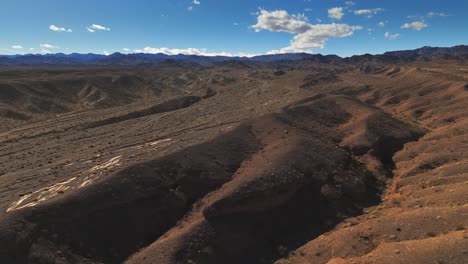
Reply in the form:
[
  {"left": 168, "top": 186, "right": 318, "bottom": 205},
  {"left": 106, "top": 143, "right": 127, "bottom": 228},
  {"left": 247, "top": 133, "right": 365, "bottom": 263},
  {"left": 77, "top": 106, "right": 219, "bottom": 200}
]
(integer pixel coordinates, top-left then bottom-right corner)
[{"left": 0, "top": 61, "right": 466, "bottom": 263}]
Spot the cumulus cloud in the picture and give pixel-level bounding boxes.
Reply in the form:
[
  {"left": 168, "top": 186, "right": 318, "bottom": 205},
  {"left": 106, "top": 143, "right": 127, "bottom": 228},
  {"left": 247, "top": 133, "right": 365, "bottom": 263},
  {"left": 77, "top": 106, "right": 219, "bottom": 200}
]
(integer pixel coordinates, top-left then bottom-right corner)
[
  {"left": 11, "top": 45, "right": 23, "bottom": 49},
  {"left": 345, "top": 1, "right": 355, "bottom": 6},
  {"left": 40, "top": 43, "right": 58, "bottom": 49},
  {"left": 122, "top": 48, "right": 131, "bottom": 52},
  {"left": 103, "top": 50, "right": 110, "bottom": 56},
  {"left": 384, "top": 32, "right": 400, "bottom": 40},
  {"left": 38, "top": 44, "right": 57, "bottom": 54},
  {"left": 86, "top": 24, "right": 111, "bottom": 32},
  {"left": 251, "top": 9, "right": 311, "bottom": 33},
  {"left": 268, "top": 24, "right": 362, "bottom": 54},
  {"left": 378, "top": 21, "right": 385, "bottom": 27},
  {"left": 251, "top": 9, "right": 361, "bottom": 54},
  {"left": 187, "top": 0, "right": 200, "bottom": 11},
  {"left": 49, "top": 25, "right": 72, "bottom": 32},
  {"left": 328, "top": 7, "right": 344, "bottom": 20},
  {"left": 401, "top": 21, "right": 427, "bottom": 31},
  {"left": 353, "top": 8, "right": 384, "bottom": 18},
  {"left": 134, "top": 47, "right": 256, "bottom": 57}
]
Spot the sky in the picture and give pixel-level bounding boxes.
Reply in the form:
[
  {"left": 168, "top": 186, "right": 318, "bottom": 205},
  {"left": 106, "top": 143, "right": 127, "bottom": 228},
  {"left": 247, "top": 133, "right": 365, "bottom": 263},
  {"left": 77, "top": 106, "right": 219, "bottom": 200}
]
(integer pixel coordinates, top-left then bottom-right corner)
[{"left": 0, "top": 0, "right": 467, "bottom": 57}]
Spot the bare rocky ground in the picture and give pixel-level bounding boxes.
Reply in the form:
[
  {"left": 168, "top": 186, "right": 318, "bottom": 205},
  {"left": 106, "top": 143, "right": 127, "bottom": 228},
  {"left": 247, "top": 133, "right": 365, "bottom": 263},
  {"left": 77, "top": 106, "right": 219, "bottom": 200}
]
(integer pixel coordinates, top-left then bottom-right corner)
[{"left": 0, "top": 60, "right": 466, "bottom": 264}]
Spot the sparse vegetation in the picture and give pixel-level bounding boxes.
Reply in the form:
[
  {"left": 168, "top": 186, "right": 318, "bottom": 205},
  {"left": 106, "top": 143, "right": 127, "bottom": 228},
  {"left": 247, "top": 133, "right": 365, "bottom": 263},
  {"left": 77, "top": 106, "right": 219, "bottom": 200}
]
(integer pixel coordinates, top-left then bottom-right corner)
[
  {"left": 274, "top": 70, "right": 286, "bottom": 76},
  {"left": 0, "top": 51, "right": 466, "bottom": 264}
]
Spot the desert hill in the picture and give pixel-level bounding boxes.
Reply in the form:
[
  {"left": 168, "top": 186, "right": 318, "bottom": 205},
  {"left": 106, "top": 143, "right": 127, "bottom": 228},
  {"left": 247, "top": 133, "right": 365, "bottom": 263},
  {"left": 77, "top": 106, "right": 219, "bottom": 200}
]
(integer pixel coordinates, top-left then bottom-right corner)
[{"left": 0, "top": 46, "right": 466, "bottom": 264}]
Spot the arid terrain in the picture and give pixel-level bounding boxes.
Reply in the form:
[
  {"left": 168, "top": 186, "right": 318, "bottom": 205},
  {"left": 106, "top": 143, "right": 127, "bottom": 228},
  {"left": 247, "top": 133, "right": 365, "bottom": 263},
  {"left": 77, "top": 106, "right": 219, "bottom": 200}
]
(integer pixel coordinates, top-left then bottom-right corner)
[{"left": 0, "top": 48, "right": 467, "bottom": 264}]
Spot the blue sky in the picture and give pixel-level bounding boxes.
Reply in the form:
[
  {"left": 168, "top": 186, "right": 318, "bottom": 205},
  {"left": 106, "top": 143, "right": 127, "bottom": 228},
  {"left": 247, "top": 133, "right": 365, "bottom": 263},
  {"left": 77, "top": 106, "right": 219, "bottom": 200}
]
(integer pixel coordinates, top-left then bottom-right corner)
[{"left": 0, "top": 0, "right": 466, "bottom": 57}]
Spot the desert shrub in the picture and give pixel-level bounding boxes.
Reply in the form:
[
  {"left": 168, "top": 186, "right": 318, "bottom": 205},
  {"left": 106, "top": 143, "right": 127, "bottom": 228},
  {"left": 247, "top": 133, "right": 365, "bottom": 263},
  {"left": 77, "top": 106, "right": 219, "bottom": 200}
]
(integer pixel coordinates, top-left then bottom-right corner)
[{"left": 274, "top": 70, "right": 286, "bottom": 76}]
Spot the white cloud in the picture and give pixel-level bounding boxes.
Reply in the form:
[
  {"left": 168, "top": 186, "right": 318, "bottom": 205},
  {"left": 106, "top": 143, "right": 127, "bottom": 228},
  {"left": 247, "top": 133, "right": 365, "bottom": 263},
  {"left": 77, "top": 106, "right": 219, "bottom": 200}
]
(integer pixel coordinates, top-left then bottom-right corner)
[
  {"left": 401, "top": 21, "right": 427, "bottom": 31},
  {"left": 345, "top": 1, "right": 355, "bottom": 6},
  {"left": 193, "top": 0, "right": 200, "bottom": 5},
  {"left": 40, "top": 43, "right": 58, "bottom": 49},
  {"left": 251, "top": 9, "right": 361, "bottom": 54},
  {"left": 103, "top": 50, "right": 110, "bottom": 56},
  {"left": 11, "top": 45, "right": 23, "bottom": 49},
  {"left": 86, "top": 24, "right": 111, "bottom": 32},
  {"left": 268, "top": 24, "right": 362, "bottom": 54},
  {"left": 427, "top": 12, "right": 448, "bottom": 17},
  {"left": 328, "top": 7, "right": 344, "bottom": 20},
  {"left": 134, "top": 47, "right": 256, "bottom": 57},
  {"left": 49, "top": 25, "right": 72, "bottom": 32},
  {"left": 187, "top": 6, "right": 193, "bottom": 11},
  {"left": 122, "top": 48, "right": 131, "bottom": 52},
  {"left": 251, "top": 9, "right": 311, "bottom": 33},
  {"left": 39, "top": 45, "right": 55, "bottom": 53},
  {"left": 353, "top": 8, "right": 384, "bottom": 18},
  {"left": 384, "top": 32, "right": 400, "bottom": 40},
  {"left": 378, "top": 21, "right": 385, "bottom": 27}
]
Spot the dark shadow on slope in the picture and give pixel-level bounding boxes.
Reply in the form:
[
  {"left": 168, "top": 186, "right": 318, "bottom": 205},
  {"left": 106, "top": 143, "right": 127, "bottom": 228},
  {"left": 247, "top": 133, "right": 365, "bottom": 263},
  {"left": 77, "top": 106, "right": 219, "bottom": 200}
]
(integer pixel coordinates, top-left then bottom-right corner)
[
  {"left": 84, "top": 96, "right": 202, "bottom": 129},
  {"left": 0, "top": 124, "right": 260, "bottom": 264}
]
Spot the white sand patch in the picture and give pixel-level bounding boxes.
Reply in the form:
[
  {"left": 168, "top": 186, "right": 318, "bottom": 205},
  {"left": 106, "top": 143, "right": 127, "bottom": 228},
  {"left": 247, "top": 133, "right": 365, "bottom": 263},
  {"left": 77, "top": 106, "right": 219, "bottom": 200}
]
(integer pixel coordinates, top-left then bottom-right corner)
[
  {"left": 136, "top": 138, "right": 173, "bottom": 150},
  {"left": 79, "top": 178, "right": 94, "bottom": 188},
  {"left": 6, "top": 177, "right": 77, "bottom": 212},
  {"left": 149, "top": 138, "right": 172, "bottom": 146},
  {"left": 7, "top": 193, "right": 32, "bottom": 212},
  {"left": 6, "top": 155, "right": 124, "bottom": 212},
  {"left": 88, "top": 155, "right": 122, "bottom": 173},
  {"left": 73, "top": 155, "right": 125, "bottom": 190},
  {"left": 6, "top": 142, "right": 173, "bottom": 213}
]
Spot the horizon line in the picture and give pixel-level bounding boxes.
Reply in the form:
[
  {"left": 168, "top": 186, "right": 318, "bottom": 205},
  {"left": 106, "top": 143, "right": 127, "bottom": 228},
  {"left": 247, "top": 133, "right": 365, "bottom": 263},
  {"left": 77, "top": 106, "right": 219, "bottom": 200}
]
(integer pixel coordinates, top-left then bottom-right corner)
[{"left": 1, "top": 44, "right": 466, "bottom": 60}]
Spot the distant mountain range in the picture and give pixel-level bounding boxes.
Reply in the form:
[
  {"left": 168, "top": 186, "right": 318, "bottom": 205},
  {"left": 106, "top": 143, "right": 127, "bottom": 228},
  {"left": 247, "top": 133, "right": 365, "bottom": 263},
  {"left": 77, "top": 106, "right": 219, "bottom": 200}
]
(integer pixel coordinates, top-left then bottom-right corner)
[{"left": 0, "top": 45, "right": 467, "bottom": 66}]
